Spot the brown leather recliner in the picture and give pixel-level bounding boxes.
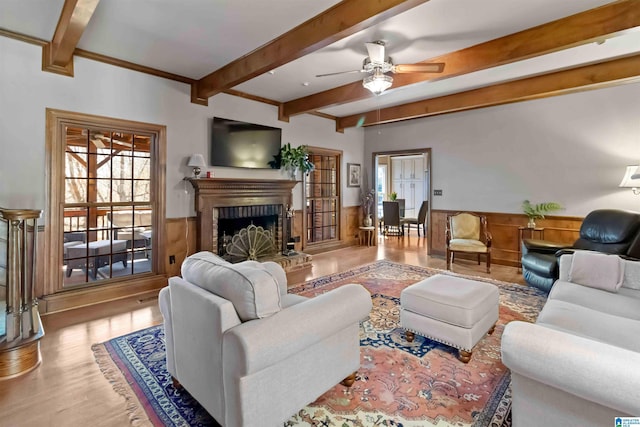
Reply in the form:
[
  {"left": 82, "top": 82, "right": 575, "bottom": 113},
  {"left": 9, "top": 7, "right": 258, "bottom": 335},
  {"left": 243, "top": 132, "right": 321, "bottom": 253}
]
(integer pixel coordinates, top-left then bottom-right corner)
[{"left": 521, "top": 209, "right": 640, "bottom": 292}]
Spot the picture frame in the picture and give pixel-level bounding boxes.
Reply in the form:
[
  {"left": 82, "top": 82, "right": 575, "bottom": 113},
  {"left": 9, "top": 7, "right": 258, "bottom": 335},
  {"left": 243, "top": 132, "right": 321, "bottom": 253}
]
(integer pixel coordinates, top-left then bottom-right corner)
[{"left": 347, "top": 163, "right": 361, "bottom": 187}]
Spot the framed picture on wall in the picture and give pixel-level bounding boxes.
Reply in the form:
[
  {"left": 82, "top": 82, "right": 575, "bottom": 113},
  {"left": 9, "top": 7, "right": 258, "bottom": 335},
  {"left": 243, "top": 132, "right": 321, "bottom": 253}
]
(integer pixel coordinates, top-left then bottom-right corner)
[{"left": 347, "top": 163, "right": 361, "bottom": 187}]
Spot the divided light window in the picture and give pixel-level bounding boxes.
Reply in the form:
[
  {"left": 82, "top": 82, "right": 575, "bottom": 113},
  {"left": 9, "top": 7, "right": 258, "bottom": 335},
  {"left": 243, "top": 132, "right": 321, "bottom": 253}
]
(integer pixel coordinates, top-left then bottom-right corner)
[
  {"left": 305, "top": 149, "right": 341, "bottom": 244},
  {"left": 45, "top": 110, "right": 166, "bottom": 294},
  {"left": 63, "top": 127, "right": 152, "bottom": 286}
]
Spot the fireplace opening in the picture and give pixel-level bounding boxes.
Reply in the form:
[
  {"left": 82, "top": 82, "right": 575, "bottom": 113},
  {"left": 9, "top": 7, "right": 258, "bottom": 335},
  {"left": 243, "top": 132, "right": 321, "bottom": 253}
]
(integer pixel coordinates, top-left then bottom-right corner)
[{"left": 215, "top": 205, "right": 283, "bottom": 262}]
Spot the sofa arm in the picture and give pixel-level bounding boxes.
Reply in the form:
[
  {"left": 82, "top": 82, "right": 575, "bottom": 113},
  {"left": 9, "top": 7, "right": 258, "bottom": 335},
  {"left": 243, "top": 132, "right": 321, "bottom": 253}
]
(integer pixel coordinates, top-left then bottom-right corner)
[
  {"left": 501, "top": 321, "right": 640, "bottom": 416},
  {"left": 224, "top": 284, "right": 372, "bottom": 376},
  {"left": 522, "top": 238, "right": 571, "bottom": 255}
]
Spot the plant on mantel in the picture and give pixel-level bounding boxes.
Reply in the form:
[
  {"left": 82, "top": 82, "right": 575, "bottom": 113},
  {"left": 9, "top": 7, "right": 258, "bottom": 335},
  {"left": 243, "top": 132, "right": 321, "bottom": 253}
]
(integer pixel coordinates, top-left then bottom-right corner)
[
  {"left": 269, "top": 143, "right": 315, "bottom": 179},
  {"left": 522, "top": 200, "right": 563, "bottom": 228}
]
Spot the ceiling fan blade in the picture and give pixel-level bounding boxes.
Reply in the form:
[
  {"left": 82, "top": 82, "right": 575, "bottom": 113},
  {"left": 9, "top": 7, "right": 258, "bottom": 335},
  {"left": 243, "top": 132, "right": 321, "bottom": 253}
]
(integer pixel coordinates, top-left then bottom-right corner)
[
  {"left": 365, "top": 42, "right": 386, "bottom": 64},
  {"left": 316, "top": 69, "right": 364, "bottom": 78},
  {"left": 393, "top": 63, "right": 445, "bottom": 73}
]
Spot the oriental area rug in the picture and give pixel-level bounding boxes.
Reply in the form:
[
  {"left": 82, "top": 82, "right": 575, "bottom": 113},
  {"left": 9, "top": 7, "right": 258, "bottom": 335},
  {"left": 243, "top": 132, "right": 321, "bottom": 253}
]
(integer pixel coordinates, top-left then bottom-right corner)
[{"left": 92, "top": 260, "right": 546, "bottom": 427}]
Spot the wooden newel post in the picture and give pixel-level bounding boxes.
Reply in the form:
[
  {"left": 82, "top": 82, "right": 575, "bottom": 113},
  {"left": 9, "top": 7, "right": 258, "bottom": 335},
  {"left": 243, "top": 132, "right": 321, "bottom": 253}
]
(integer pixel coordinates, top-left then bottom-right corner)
[{"left": 0, "top": 208, "right": 45, "bottom": 379}]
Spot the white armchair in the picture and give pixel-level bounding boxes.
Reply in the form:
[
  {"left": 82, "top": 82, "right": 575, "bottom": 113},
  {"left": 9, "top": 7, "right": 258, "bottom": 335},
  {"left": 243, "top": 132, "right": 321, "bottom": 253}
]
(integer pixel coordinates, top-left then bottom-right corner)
[{"left": 158, "top": 252, "right": 372, "bottom": 427}]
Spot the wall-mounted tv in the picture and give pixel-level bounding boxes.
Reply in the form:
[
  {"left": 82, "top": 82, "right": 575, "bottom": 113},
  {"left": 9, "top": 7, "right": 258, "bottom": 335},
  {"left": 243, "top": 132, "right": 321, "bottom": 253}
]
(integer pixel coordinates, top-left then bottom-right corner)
[{"left": 211, "top": 117, "right": 281, "bottom": 169}]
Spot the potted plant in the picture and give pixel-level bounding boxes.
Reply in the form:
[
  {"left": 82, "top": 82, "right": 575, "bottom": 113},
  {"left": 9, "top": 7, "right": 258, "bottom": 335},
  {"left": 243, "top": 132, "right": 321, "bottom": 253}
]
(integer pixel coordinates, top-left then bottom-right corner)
[
  {"left": 388, "top": 191, "right": 398, "bottom": 201},
  {"left": 269, "top": 143, "right": 315, "bottom": 179},
  {"left": 522, "top": 200, "right": 563, "bottom": 228}
]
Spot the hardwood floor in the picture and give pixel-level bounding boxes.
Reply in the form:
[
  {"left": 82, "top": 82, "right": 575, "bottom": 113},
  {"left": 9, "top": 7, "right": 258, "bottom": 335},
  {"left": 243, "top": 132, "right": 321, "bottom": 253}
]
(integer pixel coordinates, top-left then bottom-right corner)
[{"left": 0, "top": 234, "right": 525, "bottom": 426}]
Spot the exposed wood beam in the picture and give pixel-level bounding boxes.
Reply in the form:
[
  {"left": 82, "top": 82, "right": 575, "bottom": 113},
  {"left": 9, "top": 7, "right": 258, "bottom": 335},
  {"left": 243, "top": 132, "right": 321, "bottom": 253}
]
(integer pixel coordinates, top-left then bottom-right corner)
[
  {"left": 282, "top": 0, "right": 640, "bottom": 119},
  {"left": 42, "top": 0, "right": 100, "bottom": 76},
  {"left": 191, "top": 0, "right": 430, "bottom": 105},
  {"left": 337, "top": 54, "right": 640, "bottom": 130}
]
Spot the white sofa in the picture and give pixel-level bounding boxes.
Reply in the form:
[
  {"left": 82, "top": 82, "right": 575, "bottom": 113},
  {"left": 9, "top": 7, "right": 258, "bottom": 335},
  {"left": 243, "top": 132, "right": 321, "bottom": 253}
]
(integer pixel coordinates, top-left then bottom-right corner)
[
  {"left": 158, "top": 251, "right": 372, "bottom": 427},
  {"left": 502, "top": 253, "right": 640, "bottom": 426}
]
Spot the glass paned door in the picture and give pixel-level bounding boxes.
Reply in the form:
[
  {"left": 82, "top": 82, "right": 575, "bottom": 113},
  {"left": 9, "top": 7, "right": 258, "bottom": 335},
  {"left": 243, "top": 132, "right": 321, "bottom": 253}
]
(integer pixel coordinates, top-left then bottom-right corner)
[{"left": 305, "top": 150, "right": 340, "bottom": 245}]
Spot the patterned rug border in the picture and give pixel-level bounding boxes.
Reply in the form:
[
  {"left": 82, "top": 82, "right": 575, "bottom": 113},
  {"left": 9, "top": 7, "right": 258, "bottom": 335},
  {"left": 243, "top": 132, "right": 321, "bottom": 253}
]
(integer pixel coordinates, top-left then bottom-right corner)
[
  {"left": 93, "top": 260, "right": 541, "bottom": 426},
  {"left": 92, "top": 341, "right": 155, "bottom": 427}
]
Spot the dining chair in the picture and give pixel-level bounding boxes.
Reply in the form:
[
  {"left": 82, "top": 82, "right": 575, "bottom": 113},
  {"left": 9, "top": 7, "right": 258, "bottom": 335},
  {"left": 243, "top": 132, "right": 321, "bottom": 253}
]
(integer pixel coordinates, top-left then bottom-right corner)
[
  {"left": 382, "top": 201, "right": 402, "bottom": 236},
  {"left": 401, "top": 200, "right": 428, "bottom": 236},
  {"left": 396, "top": 198, "right": 406, "bottom": 218}
]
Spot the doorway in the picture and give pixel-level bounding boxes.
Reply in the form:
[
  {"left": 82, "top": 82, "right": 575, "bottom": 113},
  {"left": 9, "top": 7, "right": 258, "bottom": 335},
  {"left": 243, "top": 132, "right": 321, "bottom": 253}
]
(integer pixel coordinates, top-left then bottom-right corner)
[{"left": 373, "top": 149, "right": 431, "bottom": 252}]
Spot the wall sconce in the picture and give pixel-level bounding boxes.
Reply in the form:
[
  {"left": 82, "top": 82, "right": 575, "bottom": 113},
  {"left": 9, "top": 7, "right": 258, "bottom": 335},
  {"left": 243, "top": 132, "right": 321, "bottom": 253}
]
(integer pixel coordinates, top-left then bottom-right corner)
[
  {"left": 619, "top": 165, "right": 640, "bottom": 195},
  {"left": 187, "top": 154, "right": 206, "bottom": 179}
]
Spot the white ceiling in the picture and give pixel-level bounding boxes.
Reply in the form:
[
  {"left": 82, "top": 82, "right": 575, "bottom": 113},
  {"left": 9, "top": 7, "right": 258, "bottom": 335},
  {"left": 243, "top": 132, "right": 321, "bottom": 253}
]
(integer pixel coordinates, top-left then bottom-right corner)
[{"left": 1, "top": 0, "right": 637, "bottom": 119}]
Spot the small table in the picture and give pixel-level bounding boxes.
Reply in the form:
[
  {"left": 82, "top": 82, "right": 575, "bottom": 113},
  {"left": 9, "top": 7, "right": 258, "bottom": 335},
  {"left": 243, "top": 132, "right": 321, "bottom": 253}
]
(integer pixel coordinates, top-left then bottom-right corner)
[
  {"left": 518, "top": 227, "right": 544, "bottom": 272},
  {"left": 359, "top": 226, "right": 375, "bottom": 247}
]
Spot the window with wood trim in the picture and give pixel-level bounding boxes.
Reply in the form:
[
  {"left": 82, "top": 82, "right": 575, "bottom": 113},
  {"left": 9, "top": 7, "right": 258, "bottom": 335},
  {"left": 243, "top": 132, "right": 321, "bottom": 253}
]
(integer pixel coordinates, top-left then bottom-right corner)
[
  {"left": 45, "top": 110, "right": 166, "bottom": 295},
  {"left": 305, "top": 148, "right": 341, "bottom": 245}
]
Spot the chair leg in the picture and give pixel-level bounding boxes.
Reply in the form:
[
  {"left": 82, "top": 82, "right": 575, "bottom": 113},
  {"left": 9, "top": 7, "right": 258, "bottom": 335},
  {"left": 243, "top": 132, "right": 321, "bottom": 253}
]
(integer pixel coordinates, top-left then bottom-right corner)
[
  {"left": 446, "top": 249, "right": 451, "bottom": 270},
  {"left": 340, "top": 372, "right": 357, "bottom": 387},
  {"left": 487, "top": 252, "right": 491, "bottom": 273}
]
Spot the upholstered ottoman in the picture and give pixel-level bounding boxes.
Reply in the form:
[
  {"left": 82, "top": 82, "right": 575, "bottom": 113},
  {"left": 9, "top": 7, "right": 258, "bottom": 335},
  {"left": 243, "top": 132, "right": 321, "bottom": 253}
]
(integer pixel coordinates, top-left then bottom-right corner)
[{"left": 400, "top": 274, "right": 499, "bottom": 363}]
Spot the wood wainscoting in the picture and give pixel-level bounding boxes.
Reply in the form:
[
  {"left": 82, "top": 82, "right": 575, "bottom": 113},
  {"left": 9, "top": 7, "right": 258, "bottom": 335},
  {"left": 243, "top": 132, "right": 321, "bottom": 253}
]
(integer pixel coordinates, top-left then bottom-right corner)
[
  {"left": 430, "top": 210, "right": 583, "bottom": 267},
  {"left": 165, "top": 217, "right": 198, "bottom": 277}
]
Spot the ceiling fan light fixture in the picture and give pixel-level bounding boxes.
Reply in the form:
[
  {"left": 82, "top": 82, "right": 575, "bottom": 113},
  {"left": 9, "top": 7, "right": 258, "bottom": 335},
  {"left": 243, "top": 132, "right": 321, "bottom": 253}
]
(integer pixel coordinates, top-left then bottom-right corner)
[{"left": 363, "top": 70, "right": 393, "bottom": 95}]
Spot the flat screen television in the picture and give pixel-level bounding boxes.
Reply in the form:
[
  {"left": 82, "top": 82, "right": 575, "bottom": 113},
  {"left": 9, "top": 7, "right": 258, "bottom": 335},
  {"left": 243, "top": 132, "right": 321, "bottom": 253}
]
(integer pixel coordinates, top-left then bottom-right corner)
[{"left": 211, "top": 117, "right": 281, "bottom": 169}]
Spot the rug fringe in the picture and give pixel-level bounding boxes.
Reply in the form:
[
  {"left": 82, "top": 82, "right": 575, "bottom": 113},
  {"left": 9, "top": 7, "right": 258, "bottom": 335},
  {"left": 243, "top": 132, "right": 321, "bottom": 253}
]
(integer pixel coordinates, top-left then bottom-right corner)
[{"left": 91, "top": 343, "right": 154, "bottom": 427}]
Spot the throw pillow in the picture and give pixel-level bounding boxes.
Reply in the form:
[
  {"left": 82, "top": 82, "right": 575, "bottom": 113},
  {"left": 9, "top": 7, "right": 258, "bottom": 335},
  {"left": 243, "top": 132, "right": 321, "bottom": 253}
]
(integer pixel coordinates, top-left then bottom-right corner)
[
  {"left": 568, "top": 251, "right": 625, "bottom": 292},
  {"left": 181, "top": 251, "right": 282, "bottom": 321}
]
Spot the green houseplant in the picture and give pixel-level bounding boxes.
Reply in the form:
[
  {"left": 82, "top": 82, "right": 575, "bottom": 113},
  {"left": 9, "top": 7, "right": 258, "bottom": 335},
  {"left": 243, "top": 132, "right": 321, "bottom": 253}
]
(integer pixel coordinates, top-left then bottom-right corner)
[
  {"left": 269, "top": 143, "right": 315, "bottom": 178},
  {"left": 522, "top": 200, "right": 563, "bottom": 228},
  {"left": 388, "top": 191, "right": 398, "bottom": 201}
]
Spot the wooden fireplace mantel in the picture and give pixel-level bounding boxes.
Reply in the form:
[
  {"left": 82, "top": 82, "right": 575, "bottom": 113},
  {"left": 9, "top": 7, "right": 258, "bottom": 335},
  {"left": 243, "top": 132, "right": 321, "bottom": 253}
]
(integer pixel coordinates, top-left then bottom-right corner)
[{"left": 188, "top": 178, "right": 298, "bottom": 252}]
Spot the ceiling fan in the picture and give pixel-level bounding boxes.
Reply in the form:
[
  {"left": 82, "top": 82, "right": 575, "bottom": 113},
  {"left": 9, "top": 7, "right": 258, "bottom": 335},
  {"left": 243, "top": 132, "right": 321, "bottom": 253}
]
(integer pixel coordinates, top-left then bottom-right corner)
[{"left": 316, "top": 41, "right": 445, "bottom": 95}]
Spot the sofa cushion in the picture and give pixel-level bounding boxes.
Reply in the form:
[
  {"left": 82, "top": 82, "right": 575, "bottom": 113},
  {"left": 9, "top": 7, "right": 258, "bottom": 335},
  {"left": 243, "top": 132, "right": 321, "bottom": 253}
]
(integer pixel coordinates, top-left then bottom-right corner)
[
  {"left": 181, "top": 251, "right": 282, "bottom": 321},
  {"left": 568, "top": 251, "right": 624, "bottom": 292},
  {"left": 448, "top": 239, "right": 488, "bottom": 253},
  {"left": 549, "top": 280, "right": 640, "bottom": 321},
  {"left": 536, "top": 299, "right": 640, "bottom": 352}
]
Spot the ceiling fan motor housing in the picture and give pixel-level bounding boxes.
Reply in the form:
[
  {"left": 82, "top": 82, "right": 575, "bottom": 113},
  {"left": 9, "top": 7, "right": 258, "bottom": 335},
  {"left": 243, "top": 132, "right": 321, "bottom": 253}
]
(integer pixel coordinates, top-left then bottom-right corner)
[{"left": 363, "top": 57, "right": 394, "bottom": 73}]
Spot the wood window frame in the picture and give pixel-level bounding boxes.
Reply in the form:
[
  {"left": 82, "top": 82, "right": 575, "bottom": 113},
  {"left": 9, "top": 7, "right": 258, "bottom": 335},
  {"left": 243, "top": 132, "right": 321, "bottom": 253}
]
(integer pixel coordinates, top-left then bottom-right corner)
[{"left": 42, "top": 109, "right": 167, "bottom": 313}]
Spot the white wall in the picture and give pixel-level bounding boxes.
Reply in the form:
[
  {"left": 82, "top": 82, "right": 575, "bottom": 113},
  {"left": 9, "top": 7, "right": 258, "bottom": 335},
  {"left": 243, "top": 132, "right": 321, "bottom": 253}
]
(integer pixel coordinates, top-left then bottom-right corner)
[
  {"left": 0, "top": 37, "right": 364, "bottom": 218},
  {"left": 365, "top": 83, "right": 640, "bottom": 217}
]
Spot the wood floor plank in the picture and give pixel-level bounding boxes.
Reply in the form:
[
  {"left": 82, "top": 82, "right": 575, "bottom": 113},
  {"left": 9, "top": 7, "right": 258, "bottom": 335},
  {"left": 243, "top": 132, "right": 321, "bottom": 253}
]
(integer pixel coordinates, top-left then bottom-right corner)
[{"left": 0, "top": 235, "right": 526, "bottom": 426}]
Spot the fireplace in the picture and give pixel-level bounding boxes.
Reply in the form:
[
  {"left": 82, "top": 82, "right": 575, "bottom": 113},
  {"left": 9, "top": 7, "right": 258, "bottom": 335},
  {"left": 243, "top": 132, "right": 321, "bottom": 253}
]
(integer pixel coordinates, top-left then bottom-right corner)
[{"left": 188, "top": 178, "right": 311, "bottom": 270}]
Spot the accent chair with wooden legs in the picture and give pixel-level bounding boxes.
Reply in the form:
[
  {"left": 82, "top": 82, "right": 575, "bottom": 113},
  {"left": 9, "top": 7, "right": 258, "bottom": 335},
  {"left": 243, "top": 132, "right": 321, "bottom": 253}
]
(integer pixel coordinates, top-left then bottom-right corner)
[
  {"left": 446, "top": 212, "right": 492, "bottom": 273},
  {"left": 159, "top": 251, "right": 372, "bottom": 427}
]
